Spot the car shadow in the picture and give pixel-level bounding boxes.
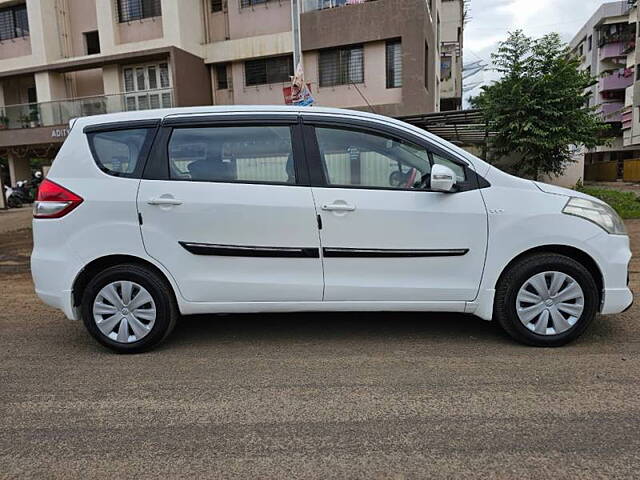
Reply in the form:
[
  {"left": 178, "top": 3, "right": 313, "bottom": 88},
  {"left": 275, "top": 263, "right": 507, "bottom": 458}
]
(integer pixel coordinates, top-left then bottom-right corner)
[{"left": 168, "top": 311, "right": 513, "bottom": 348}]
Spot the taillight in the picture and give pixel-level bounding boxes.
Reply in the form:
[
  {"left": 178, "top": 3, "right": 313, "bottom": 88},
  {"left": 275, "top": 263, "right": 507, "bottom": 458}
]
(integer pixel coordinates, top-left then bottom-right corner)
[{"left": 33, "top": 179, "right": 83, "bottom": 219}]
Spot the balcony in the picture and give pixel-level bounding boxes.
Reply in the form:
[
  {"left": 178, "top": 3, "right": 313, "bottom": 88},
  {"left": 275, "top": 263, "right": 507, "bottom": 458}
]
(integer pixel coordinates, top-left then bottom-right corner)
[
  {"left": 0, "top": 90, "right": 173, "bottom": 130},
  {"left": 598, "top": 102, "right": 624, "bottom": 123},
  {"left": 302, "top": 0, "right": 374, "bottom": 12},
  {"left": 600, "top": 69, "right": 634, "bottom": 93},
  {"left": 600, "top": 41, "right": 627, "bottom": 60}
]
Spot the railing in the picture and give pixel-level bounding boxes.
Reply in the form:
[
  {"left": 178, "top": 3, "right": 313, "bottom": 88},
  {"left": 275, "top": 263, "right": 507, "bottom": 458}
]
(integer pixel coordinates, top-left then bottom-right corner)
[
  {"left": 599, "top": 69, "right": 634, "bottom": 92},
  {"left": 599, "top": 102, "right": 624, "bottom": 122},
  {"left": 598, "top": 29, "right": 635, "bottom": 47},
  {"left": 302, "top": 0, "right": 373, "bottom": 13},
  {"left": 600, "top": 42, "right": 626, "bottom": 60},
  {"left": 0, "top": 89, "right": 173, "bottom": 130}
]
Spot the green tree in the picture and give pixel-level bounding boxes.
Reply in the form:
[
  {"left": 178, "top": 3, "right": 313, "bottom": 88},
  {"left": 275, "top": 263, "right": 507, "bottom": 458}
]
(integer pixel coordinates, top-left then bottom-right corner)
[{"left": 472, "top": 30, "right": 610, "bottom": 180}]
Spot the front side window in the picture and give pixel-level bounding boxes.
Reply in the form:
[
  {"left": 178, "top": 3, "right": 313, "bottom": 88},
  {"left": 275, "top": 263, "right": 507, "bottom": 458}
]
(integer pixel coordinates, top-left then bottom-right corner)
[
  {"left": 319, "top": 45, "right": 364, "bottom": 87},
  {"left": 314, "top": 127, "right": 466, "bottom": 190},
  {"left": 168, "top": 126, "right": 296, "bottom": 184},
  {"left": 88, "top": 128, "right": 154, "bottom": 177},
  {"left": 0, "top": 4, "right": 29, "bottom": 41},
  {"left": 117, "top": 0, "right": 161, "bottom": 23},
  {"left": 245, "top": 56, "right": 293, "bottom": 86}
]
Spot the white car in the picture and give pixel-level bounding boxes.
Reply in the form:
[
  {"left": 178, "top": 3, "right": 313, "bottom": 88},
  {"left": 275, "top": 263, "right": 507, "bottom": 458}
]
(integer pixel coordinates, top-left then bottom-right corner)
[{"left": 31, "top": 106, "right": 633, "bottom": 353}]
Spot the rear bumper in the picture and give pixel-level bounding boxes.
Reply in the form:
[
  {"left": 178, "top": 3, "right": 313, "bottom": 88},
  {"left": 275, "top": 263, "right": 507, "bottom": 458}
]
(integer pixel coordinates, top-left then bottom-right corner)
[{"left": 34, "top": 287, "right": 79, "bottom": 320}]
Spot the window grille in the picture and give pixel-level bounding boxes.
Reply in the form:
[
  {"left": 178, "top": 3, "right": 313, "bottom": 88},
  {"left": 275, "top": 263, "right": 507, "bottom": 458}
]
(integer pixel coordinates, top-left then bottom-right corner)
[
  {"left": 245, "top": 56, "right": 293, "bottom": 86},
  {"left": 211, "top": 0, "right": 224, "bottom": 11},
  {"left": 385, "top": 40, "right": 402, "bottom": 88},
  {"left": 240, "top": 0, "right": 268, "bottom": 8},
  {"left": 215, "top": 64, "right": 229, "bottom": 89},
  {"left": 117, "top": 0, "right": 161, "bottom": 23},
  {"left": 0, "top": 4, "right": 29, "bottom": 41},
  {"left": 319, "top": 45, "right": 364, "bottom": 87}
]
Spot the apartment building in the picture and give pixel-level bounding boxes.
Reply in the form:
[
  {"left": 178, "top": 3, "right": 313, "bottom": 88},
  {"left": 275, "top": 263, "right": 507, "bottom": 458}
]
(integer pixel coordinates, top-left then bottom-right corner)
[
  {"left": 572, "top": 0, "right": 640, "bottom": 182},
  {"left": 0, "top": 0, "right": 464, "bottom": 188},
  {"left": 439, "top": 0, "right": 464, "bottom": 111}
]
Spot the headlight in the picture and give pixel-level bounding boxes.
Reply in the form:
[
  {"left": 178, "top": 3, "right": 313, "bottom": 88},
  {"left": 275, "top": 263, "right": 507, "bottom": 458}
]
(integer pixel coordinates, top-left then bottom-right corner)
[{"left": 562, "top": 197, "right": 627, "bottom": 235}]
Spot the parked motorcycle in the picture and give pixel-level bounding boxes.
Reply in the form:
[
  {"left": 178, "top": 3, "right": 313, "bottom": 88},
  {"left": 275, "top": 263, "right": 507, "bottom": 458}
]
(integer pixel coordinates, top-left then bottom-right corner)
[
  {"left": 4, "top": 185, "right": 23, "bottom": 208},
  {"left": 13, "top": 173, "right": 42, "bottom": 204}
]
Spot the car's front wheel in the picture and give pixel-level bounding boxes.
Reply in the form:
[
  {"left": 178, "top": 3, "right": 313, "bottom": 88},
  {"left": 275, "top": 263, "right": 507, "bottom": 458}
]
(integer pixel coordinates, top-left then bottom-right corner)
[
  {"left": 494, "top": 253, "right": 599, "bottom": 347},
  {"left": 81, "top": 264, "right": 177, "bottom": 353}
]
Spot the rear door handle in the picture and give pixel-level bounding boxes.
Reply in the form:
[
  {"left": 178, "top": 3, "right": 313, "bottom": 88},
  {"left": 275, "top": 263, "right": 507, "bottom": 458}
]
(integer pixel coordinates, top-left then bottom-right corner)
[
  {"left": 147, "top": 197, "right": 183, "bottom": 206},
  {"left": 322, "top": 202, "right": 356, "bottom": 212}
]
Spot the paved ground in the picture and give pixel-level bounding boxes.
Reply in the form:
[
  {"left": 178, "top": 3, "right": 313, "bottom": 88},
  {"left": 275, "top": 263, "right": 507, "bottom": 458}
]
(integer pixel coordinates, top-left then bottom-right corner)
[
  {"left": 1, "top": 213, "right": 639, "bottom": 478},
  {"left": 0, "top": 207, "right": 31, "bottom": 234}
]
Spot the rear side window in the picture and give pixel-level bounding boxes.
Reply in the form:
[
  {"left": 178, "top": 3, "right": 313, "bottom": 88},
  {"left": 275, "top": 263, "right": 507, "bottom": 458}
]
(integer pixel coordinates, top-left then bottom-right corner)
[
  {"left": 87, "top": 128, "right": 154, "bottom": 177},
  {"left": 168, "top": 125, "right": 296, "bottom": 184}
]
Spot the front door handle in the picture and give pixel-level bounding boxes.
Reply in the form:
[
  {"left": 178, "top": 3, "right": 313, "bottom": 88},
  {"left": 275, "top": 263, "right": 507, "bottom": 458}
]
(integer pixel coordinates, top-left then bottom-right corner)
[
  {"left": 322, "top": 202, "right": 356, "bottom": 212},
  {"left": 147, "top": 197, "right": 183, "bottom": 206}
]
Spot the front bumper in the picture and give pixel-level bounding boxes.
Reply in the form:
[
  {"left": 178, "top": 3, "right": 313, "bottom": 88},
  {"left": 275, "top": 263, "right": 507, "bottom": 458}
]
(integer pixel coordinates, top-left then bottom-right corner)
[{"left": 601, "top": 287, "right": 633, "bottom": 314}]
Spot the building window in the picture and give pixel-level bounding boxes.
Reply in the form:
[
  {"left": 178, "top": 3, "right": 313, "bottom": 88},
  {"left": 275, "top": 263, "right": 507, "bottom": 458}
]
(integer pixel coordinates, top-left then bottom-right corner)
[
  {"left": 84, "top": 31, "right": 100, "bottom": 55},
  {"left": 123, "top": 62, "right": 172, "bottom": 111},
  {"left": 240, "top": 0, "right": 268, "bottom": 7},
  {"left": 385, "top": 39, "right": 402, "bottom": 88},
  {"left": 0, "top": 4, "right": 29, "bottom": 41},
  {"left": 215, "top": 64, "right": 229, "bottom": 90},
  {"left": 117, "top": 0, "right": 161, "bottom": 23},
  {"left": 588, "top": 35, "right": 593, "bottom": 51},
  {"left": 319, "top": 44, "right": 364, "bottom": 87},
  {"left": 245, "top": 56, "right": 293, "bottom": 86},
  {"left": 579, "top": 44, "right": 583, "bottom": 56},
  {"left": 211, "top": 0, "right": 224, "bottom": 12},
  {"left": 424, "top": 41, "right": 429, "bottom": 90}
]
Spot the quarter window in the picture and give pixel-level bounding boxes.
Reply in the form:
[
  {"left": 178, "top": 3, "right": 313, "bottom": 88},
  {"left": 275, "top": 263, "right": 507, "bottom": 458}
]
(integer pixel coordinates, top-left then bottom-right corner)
[
  {"left": 88, "top": 128, "right": 154, "bottom": 177},
  {"left": 314, "top": 127, "right": 465, "bottom": 189},
  {"left": 319, "top": 45, "right": 364, "bottom": 87},
  {"left": 168, "top": 126, "right": 296, "bottom": 184}
]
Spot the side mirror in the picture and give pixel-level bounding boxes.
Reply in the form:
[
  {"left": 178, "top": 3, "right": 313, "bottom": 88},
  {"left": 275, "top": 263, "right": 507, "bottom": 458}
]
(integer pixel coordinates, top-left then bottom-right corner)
[{"left": 430, "top": 164, "right": 457, "bottom": 192}]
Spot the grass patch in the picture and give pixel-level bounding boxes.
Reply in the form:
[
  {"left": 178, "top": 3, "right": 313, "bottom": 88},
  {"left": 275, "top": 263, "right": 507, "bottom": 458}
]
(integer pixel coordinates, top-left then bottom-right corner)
[{"left": 577, "top": 186, "right": 640, "bottom": 219}]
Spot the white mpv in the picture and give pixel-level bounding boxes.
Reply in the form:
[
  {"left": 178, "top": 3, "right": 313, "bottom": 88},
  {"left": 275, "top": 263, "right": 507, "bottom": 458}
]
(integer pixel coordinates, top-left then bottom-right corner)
[{"left": 31, "top": 106, "right": 633, "bottom": 353}]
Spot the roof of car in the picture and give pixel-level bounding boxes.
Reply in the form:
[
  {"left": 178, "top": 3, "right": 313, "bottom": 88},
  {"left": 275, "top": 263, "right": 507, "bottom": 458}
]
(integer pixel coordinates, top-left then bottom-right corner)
[{"left": 72, "top": 105, "right": 397, "bottom": 130}]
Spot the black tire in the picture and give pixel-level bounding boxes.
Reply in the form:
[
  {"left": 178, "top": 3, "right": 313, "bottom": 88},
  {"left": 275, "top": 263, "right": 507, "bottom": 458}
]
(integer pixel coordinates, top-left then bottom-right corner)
[
  {"left": 81, "top": 264, "right": 178, "bottom": 353},
  {"left": 8, "top": 196, "right": 22, "bottom": 208},
  {"left": 494, "top": 253, "right": 599, "bottom": 347}
]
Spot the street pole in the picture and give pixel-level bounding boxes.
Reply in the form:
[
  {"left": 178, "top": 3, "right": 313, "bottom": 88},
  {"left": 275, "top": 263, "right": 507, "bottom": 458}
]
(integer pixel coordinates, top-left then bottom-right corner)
[{"left": 291, "top": 0, "right": 302, "bottom": 69}]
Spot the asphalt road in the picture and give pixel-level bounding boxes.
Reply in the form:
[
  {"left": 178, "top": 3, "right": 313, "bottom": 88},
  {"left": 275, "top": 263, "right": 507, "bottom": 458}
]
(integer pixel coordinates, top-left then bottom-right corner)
[{"left": 1, "top": 217, "right": 639, "bottom": 479}]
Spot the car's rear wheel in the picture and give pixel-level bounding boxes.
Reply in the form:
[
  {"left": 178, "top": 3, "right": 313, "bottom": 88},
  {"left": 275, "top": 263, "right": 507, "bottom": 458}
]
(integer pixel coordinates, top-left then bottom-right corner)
[
  {"left": 494, "top": 253, "right": 599, "bottom": 347},
  {"left": 81, "top": 264, "right": 177, "bottom": 353}
]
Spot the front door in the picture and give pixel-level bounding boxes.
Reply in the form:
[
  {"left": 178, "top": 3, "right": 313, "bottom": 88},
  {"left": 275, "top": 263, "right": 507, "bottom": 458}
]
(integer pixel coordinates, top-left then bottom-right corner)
[
  {"left": 138, "top": 117, "right": 323, "bottom": 303},
  {"left": 303, "top": 119, "right": 488, "bottom": 302}
]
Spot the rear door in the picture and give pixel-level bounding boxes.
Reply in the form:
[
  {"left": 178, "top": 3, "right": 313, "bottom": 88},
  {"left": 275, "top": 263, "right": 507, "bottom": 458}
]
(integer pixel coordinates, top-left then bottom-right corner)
[
  {"left": 302, "top": 116, "right": 488, "bottom": 303},
  {"left": 137, "top": 114, "right": 323, "bottom": 303}
]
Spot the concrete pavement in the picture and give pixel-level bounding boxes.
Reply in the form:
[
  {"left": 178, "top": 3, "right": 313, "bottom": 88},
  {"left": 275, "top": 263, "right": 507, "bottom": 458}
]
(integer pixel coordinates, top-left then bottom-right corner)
[{"left": 1, "top": 221, "right": 639, "bottom": 478}]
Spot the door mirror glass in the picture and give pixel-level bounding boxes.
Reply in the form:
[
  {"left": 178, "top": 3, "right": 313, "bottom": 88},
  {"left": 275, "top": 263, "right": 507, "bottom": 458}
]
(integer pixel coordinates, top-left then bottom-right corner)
[{"left": 430, "top": 164, "right": 457, "bottom": 192}]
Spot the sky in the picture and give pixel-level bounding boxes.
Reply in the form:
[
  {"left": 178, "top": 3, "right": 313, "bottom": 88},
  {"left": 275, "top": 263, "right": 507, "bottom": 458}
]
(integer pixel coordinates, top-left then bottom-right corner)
[{"left": 463, "top": 0, "right": 631, "bottom": 105}]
